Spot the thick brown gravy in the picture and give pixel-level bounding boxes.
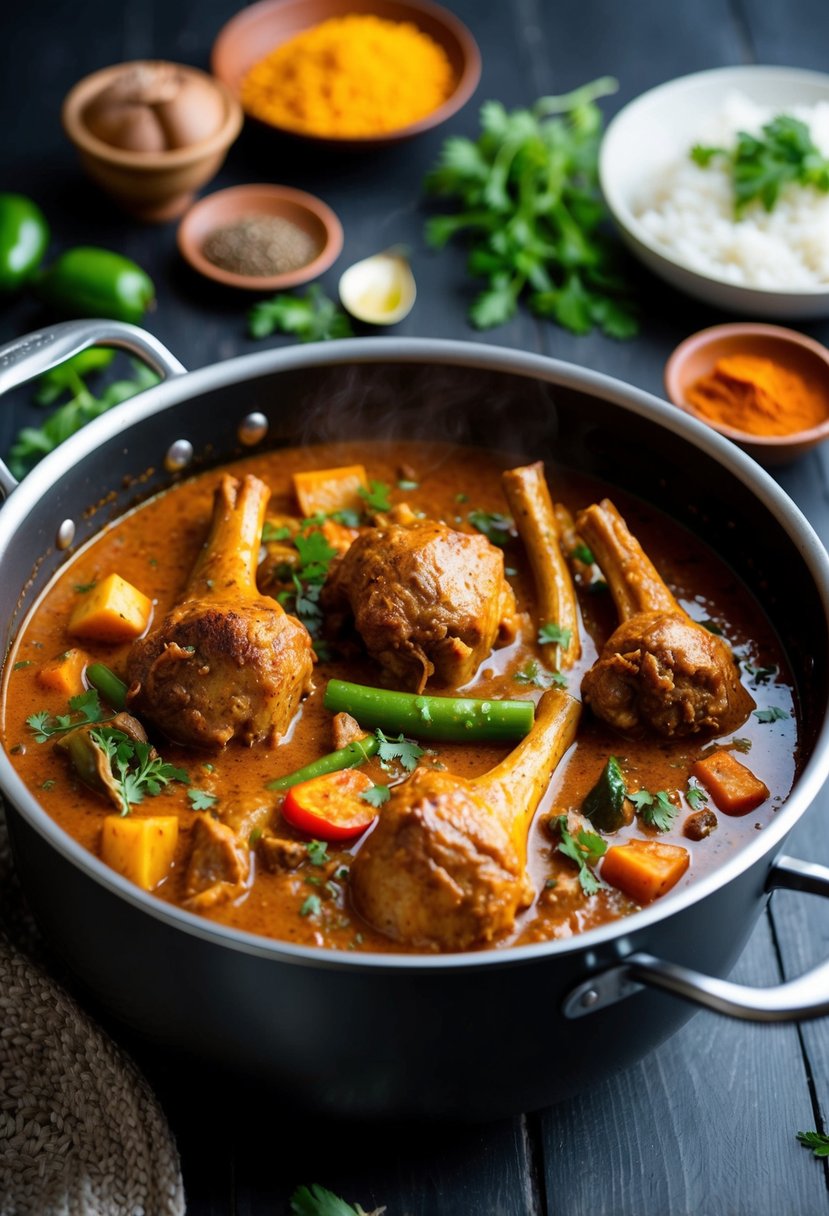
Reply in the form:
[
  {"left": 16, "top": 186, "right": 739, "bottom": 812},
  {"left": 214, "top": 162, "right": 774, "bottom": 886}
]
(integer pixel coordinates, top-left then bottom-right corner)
[{"left": 0, "top": 440, "right": 797, "bottom": 952}]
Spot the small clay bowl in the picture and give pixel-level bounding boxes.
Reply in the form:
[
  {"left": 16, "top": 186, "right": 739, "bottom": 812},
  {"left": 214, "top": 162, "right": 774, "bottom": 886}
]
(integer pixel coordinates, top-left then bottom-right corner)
[
  {"left": 177, "top": 183, "right": 344, "bottom": 290},
  {"left": 665, "top": 322, "right": 829, "bottom": 466},
  {"left": 62, "top": 61, "right": 243, "bottom": 223},
  {"left": 211, "top": 0, "right": 481, "bottom": 150}
]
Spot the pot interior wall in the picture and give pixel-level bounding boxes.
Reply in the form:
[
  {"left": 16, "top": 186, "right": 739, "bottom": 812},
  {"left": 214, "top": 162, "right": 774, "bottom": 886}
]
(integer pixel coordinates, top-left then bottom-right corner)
[{"left": 1, "top": 355, "right": 825, "bottom": 756}]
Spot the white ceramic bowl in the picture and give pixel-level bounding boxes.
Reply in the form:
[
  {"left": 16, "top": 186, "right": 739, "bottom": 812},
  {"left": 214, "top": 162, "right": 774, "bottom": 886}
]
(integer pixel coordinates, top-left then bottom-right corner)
[{"left": 599, "top": 65, "right": 829, "bottom": 319}]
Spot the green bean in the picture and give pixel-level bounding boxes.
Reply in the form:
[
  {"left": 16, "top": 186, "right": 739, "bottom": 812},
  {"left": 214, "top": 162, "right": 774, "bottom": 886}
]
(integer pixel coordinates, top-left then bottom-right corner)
[
  {"left": 266, "top": 734, "right": 380, "bottom": 792},
  {"left": 86, "top": 662, "right": 128, "bottom": 712},
  {"left": 323, "top": 680, "right": 534, "bottom": 743}
]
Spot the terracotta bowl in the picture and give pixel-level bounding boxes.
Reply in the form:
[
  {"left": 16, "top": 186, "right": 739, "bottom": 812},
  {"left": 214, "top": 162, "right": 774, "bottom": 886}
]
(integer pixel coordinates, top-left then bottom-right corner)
[
  {"left": 664, "top": 322, "right": 829, "bottom": 466},
  {"left": 62, "top": 62, "right": 244, "bottom": 223},
  {"left": 211, "top": 0, "right": 481, "bottom": 149},
  {"left": 177, "top": 183, "right": 344, "bottom": 290}
]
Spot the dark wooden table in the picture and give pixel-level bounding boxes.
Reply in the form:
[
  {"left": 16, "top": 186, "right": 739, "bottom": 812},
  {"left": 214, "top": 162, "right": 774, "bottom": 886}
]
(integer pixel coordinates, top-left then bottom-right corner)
[{"left": 3, "top": 1, "right": 829, "bottom": 1212}]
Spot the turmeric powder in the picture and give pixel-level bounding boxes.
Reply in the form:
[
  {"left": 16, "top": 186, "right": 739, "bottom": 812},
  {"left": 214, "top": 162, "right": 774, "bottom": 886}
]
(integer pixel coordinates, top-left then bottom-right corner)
[
  {"left": 686, "top": 353, "right": 829, "bottom": 436},
  {"left": 240, "top": 14, "right": 455, "bottom": 138}
]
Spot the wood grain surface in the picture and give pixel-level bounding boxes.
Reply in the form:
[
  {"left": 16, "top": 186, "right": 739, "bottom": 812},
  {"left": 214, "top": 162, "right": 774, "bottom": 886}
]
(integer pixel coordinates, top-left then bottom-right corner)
[{"left": 2, "top": 0, "right": 829, "bottom": 1212}]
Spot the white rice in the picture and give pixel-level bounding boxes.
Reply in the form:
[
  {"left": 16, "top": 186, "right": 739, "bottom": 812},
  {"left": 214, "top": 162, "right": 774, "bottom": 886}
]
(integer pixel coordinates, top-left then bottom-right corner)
[{"left": 633, "top": 92, "right": 829, "bottom": 288}]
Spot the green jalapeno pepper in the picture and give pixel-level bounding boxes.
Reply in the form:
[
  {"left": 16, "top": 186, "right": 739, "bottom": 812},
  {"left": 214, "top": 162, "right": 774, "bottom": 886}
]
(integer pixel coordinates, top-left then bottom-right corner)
[
  {"left": 0, "top": 193, "right": 50, "bottom": 291},
  {"left": 35, "top": 246, "right": 155, "bottom": 324}
]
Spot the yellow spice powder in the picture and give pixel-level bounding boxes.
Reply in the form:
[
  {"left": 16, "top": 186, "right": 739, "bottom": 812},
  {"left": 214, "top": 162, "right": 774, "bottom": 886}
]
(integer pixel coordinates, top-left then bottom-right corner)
[{"left": 241, "top": 14, "right": 455, "bottom": 138}]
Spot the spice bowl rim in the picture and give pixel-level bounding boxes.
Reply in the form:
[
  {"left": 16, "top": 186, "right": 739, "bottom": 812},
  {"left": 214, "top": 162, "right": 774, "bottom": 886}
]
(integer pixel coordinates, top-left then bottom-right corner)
[
  {"left": 176, "top": 182, "right": 345, "bottom": 291},
  {"left": 209, "top": 0, "right": 482, "bottom": 149},
  {"left": 62, "top": 59, "right": 244, "bottom": 171},
  {"left": 664, "top": 321, "right": 829, "bottom": 462}
]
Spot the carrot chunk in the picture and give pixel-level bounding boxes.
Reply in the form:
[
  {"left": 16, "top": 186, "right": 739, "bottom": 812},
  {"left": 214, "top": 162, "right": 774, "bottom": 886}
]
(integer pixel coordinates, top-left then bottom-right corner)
[
  {"left": 68, "top": 574, "right": 152, "bottom": 643},
  {"left": 100, "top": 815, "right": 178, "bottom": 890},
  {"left": 691, "top": 750, "right": 769, "bottom": 817},
  {"left": 602, "top": 839, "right": 690, "bottom": 905},
  {"left": 293, "top": 465, "right": 368, "bottom": 517},
  {"left": 36, "top": 647, "right": 88, "bottom": 698}
]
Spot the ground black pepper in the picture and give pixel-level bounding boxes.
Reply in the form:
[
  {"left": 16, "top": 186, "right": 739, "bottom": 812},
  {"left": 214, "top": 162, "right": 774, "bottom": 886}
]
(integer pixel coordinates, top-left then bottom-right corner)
[{"left": 202, "top": 214, "right": 321, "bottom": 277}]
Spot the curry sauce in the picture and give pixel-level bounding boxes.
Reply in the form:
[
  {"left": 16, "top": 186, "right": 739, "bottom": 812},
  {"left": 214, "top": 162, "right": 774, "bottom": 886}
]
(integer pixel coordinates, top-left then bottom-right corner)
[{"left": 0, "top": 441, "right": 798, "bottom": 952}]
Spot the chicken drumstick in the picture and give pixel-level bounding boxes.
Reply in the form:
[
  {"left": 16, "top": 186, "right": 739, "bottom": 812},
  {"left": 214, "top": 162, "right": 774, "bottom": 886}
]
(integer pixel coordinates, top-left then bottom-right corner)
[
  {"left": 350, "top": 688, "right": 581, "bottom": 950},
  {"left": 127, "top": 474, "right": 314, "bottom": 748},
  {"left": 578, "top": 499, "right": 754, "bottom": 738}
]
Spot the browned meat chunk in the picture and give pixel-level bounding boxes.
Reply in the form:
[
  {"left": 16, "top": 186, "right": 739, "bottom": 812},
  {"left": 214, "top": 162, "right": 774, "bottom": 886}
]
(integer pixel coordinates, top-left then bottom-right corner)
[
  {"left": 322, "top": 518, "right": 517, "bottom": 692},
  {"left": 578, "top": 500, "right": 754, "bottom": 738},
  {"left": 127, "top": 475, "right": 314, "bottom": 749},
  {"left": 684, "top": 808, "right": 718, "bottom": 840},
  {"left": 257, "top": 832, "right": 309, "bottom": 873},
  {"left": 184, "top": 814, "right": 250, "bottom": 910},
  {"left": 350, "top": 689, "right": 580, "bottom": 950}
]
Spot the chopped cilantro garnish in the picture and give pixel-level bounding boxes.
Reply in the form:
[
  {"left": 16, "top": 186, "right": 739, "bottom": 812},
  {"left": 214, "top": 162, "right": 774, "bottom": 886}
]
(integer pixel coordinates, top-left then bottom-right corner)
[
  {"left": 538, "top": 622, "right": 572, "bottom": 650},
  {"left": 630, "top": 788, "right": 678, "bottom": 832},
  {"left": 187, "top": 788, "right": 218, "bottom": 812},
  {"left": 374, "top": 729, "right": 424, "bottom": 773},
  {"left": 514, "top": 660, "right": 567, "bottom": 690},
  {"left": 90, "top": 727, "right": 189, "bottom": 816},
  {"left": 306, "top": 840, "right": 330, "bottom": 867},
  {"left": 753, "top": 706, "right": 789, "bottom": 724},
  {"left": 360, "top": 784, "right": 391, "bottom": 808},
  {"left": 27, "top": 689, "right": 106, "bottom": 742},
  {"left": 555, "top": 815, "right": 608, "bottom": 895},
  {"left": 468, "top": 509, "right": 513, "bottom": 547},
  {"left": 299, "top": 894, "right": 322, "bottom": 918},
  {"left": 358, "top": 480, "right": 392, "bottom": 514}
]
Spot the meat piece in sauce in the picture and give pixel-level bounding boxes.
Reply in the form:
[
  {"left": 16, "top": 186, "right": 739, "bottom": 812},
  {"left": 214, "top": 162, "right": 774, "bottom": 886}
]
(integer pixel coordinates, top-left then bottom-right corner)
[
  {"left": 322, "top": 517, "right": 517, "bottom": 692},
  {"left": 578, "top": 500, "right": 754, "bottom": 738},
  {"left": 127, "top": 475, "right": 314, "bottom": 748},
  {"left": 350, "top": 689, "right": 580, "bottom": 950}
]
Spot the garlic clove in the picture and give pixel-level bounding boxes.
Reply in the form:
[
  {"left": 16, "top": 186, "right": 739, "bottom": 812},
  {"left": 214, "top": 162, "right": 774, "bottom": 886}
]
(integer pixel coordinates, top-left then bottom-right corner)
[{"left": 338, "top": 251, "right": 416, "bottom": 325}]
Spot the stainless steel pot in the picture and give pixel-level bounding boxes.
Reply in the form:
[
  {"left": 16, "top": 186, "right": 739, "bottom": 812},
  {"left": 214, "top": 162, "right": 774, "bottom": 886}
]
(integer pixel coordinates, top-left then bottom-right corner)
[{"left": 2, "top": 320, "right": 829, "bottom": 1120}]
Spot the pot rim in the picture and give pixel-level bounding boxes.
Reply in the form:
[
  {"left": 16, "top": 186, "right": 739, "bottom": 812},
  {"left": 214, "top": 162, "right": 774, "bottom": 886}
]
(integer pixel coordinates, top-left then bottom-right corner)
[{"left": 3, "top": 335, "right": 829, "bottom": 972}]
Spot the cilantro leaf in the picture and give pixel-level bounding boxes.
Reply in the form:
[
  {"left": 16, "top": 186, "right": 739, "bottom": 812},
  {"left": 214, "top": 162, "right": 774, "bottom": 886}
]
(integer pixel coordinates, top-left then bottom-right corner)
[
  {"left": 538, "top": 622, "right": 572, "bottom": 650},
  {"left": 693, "top": 114, "right": 829, "bottom": 216},
  {"left": 299, "top": 894, "right": 322, "bottom": 918},
  {"left": 468, "top": 509, "right": 513, "bottom": 546},
  {"left": 513, "top": 660, "right": 567, "bottom": 690},
  {"left": 630, "top": 788, "right": 678, "bottom": 832},
  {"left": 742, "top": 661, "right": 779, "bottom": 686},
  {"left": 27, "top": 689, "right": 107, "bottom": 742},
  {"left": 796, "top": 1130, "right": 829, "bottom": 1158},
  {"left": 753, "top": 706, "right": 789, "bottom": 724},
  {"left": 358, "top": 480, "right": 392, "bottom": 514},
  {"left": 360, "top": 784, "right": 391, "bottom": 808},
  {"left": 248, "top": 286, "right": 354, "bottom": 343},
  {"left": 686, "top": 784, "right": 709, "bottom": 812},
  {"left": 90, "top": 727, "right": 189, "bottom": 816},
  {"left": 554, "top": 815, "right": 608, "bottom": 895},
  {"left": 188, "top": 789, "right": 219, "bottom": 811},
  {"left": 306, "top": 840, "right": 330, "bottom": 867},
  {"left": 374, "top": 729, "right": 424, "bottom": 773}
]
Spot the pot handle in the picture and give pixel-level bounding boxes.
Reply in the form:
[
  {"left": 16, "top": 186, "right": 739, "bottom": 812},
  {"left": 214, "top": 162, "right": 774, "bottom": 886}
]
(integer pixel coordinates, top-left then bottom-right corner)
[
  {"left": 562, "top": 854, "right": 829, "bottom": 1023},
  {"left": 0, "top": 320, "right": 186, "bottom": 498}
]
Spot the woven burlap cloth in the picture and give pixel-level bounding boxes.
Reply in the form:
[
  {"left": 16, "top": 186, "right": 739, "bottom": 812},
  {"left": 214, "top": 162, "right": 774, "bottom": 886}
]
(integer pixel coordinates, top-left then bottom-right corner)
[{"left": 0, "top": 799, "right": 185, "bottom": 1216}]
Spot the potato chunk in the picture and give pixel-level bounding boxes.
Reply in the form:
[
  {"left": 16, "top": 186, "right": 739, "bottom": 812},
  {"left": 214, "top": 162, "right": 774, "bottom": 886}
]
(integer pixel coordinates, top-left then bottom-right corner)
[
  {"left": 69, "top": 574, "right": 152, "bottom": 642},
  {"left": 101, "top": 815, "right": 178, "bottom": 890},
  {"left": 293, "top": 465, "right": 368, "bottom": 518},
  {"left": 36, "top": 647, "right": 88, "bottom": 697}
]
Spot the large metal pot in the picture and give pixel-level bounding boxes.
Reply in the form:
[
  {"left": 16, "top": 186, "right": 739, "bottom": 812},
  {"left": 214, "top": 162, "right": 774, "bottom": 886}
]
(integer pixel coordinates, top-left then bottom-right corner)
[{"left": 1, "top": 320, "right": 829, "bottom": 1120}]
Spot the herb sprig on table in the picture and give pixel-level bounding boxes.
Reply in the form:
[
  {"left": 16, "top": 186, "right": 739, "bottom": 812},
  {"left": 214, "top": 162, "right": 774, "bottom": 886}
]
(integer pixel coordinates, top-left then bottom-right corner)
[
  {"left": 692, "top": 114, "right": 829, "bottom": 215},
  {"left": 423, "top": 77, "right": 638, "bottom": 338},
  {"left": 9, "top": 359, "right": 159, "bottom": 479},
  {"left": 248, "top": 285, "right": 354, "bottom": 342}
]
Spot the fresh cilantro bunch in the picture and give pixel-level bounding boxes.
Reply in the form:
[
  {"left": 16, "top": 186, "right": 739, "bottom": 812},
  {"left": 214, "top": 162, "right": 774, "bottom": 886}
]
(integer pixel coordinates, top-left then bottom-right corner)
[
  {"left": 248, "top": 285, "right": 354, "bottom": 342},
  {"left": 692, "top": 114, "right": 829, "bottom": 215},
  {"left": 424, "top": 77, "right": 638, "bottom": 339},
  {"left": 27, "top": 689, "right": 107, "bottom": 741}
]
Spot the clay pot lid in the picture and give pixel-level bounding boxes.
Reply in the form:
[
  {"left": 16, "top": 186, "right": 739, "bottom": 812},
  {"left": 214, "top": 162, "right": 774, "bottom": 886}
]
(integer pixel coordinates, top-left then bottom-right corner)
[{"left": 177, "top": 183, "right": 344, "bottom": 290}]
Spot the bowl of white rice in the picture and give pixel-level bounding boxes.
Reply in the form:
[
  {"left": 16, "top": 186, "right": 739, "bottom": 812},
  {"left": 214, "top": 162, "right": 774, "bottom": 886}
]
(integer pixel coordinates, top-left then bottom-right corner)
[{"left": 599, "top": 65, "right": 829, "bottom": 318}]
